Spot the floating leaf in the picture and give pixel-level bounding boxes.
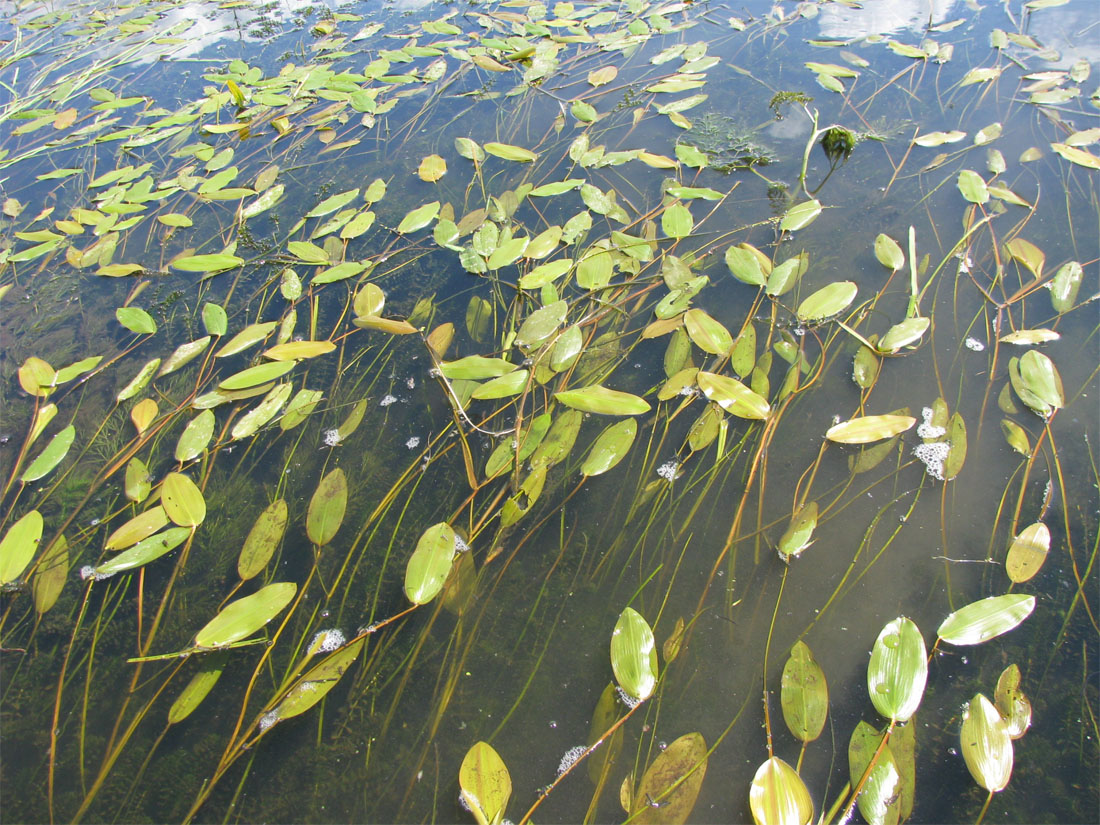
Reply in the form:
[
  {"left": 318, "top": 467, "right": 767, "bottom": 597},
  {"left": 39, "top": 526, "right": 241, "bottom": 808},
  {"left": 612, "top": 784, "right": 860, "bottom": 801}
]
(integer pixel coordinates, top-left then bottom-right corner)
[
  {"left": 130, "top": 398, "right": 159, "bottom": 435},
  {"left": 867, "top": 616, "right": 927, "bottom": 722},
  {"left": 1004, "top": 238, "right": 1044, "bottom": 278},
  {"left": 696, "top": 371, "right": 770, "bottom": 420},
  {"left": 957, "top": 169, "right": 989, "bottom": 204},
  {"left": 611, "top": 607, "right": 658, "bottom": 701},
  {"left": 749, "top": 756, "right": 813, "bottom": 825},
  {"left": 175, "top": 410, "right": 215, "bottom": 463},
  {"left": 241, "top": 184, "right": 284, "bottom": 219},
  {"left": 168, "top": 653, "right": 227, "bottom": 724},
  {"left": 459, "top": 741, "right": 511, "bottom": 825},
  {"left": 483, "top": 142, "right": 537, "bottom": 162},
  {"left": 1050, "top": 261, "right": 1083, "bottom": 314},
  {"left": 170, "top": 253, "right": 244, "bottom": 273},
  {"left": 914, "top": 130, "right": 967, "bottom": 146},
  {"left": 938, "top": 594, "right": 1035, "bottom": 645},
  {"left": 95, "top": 527, "right": 190, "bottom": 577},
  {"left": 265, "top": 637, "right": 365, "bottom": 729},
  {"left": 33, "top": 534, "right": 68, "bottom": 615},
  {"left": 237, "top": 500, "right": 287, "bottom": 581},
  {"left": 582, "top": 419, "right": 637, "bottom": 476},
  {"left": 0, "top": 510, "right": 43, "bottom": 586},
  {"left": 404, "top": 522, "right": 457, "bottom": 606},
  {"left": 961, "top": 694, "right": 1013, "bottom": 792},
  {"left": 515, "top": 301, "right": 566, "bottom": 350},
  {"left": 158, "top": 337, "right": 211, "bottom": 378},
  {"left": 471, "top": 371, "right": 529, "bottom": 400},
  {"left": 104, "top": 506, "right": 169, "bottom": 551},
  {"left": 286, "top": 241, "right": 329, "bottom": 264},
  {"left": 202, "top": 303, "right": 227, "bottom": 336},
  {"left": 219, "top": 361, "right": 294, "bottom": 390},
  {"left": 263, "top": 341, "right": 336, "bottom": 361},
  {"left": 1051, "top": 142, "right": 1100, "bottom": 170},
  {"left": 1006, "top": 522, "right": 1049, "bottom": 583},
  {"left": 440, "top": 356, "right": 517, "bottom": 380},
  {"left": 999, "top": 328, "right": 1060, "bottom": 346},
  {"left": 116, "top": 307, "right": 157, "bottom": 334},
  {"left": 778, "top": 503, "right": 818, "bottom": 560},
  {"left": 848, "top": 721, "right": 900, "bottom": 825},
  {"left": 588, "top": 66, "right": 618, "bottom": 86},
  {"left": 125, "top": 457, "right": 151, "bottom": 502},
  {"left": 877, "top": 317, "right": 929, "bottom": 353},
  {"left": 417, "top": 154, "right": 446, "bottom": 182},
  {"left": 765, "top": 255, "right": 807, "bottom": 297},
  {"left": 1017, "top": 350, "right": 1064, "bottom": 411},
  {"left": 994, "top": 664, "right": 1032, "bottom": 739},
  {"left": 796, "top": 281, "right": 857, "bottom": 322},
  {"left": 306, "top": 468, "right": 347, "bottom": 546},
  {"left": 555, "top": 385, "right": 650, "bottom": 416},
  {"left": 22, "top": 425, "right": 75, "bottom": 482},
  {"left": 662, "top": 202, "right": 693, "bottom": 238},
  {"left": 827, "top": 415, "right": 915, "bottom": 444},
  {"left": 631, "top": 732, "right": 707, "bottom": 825},
  {"left": 684, "top": 309, "right": 733, "bottom": 355},
  {"left": 161, "top": 472, "right": 206, "bottom": 527},
  {"left": 216, "top": 322, "right": 278, "bottom": 357},
  {"left": 779, "top": 199, "right": 822, "bottom": 232},
  {"left": 396, "top": 201, "right": 440, "bottom": 233},
  {"left": 781, "top": 641, "right": 828, "bottom": 743},
  {"left": 193, "top": 582, "right": 297, "bottom": 648},
  {"left": 725, "top": 244, "right": 767, "bottom": 286},
  {"left": 305, "top": 188, "right": 359, "bottom": 218},
  {"left": 874, "top": 233, "right": 905, "bottom": 270}
]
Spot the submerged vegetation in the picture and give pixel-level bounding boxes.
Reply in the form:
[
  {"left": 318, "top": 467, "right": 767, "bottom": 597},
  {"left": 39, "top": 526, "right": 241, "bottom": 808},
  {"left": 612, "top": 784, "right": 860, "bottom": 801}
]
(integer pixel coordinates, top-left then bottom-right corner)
[{"left": 0, "top": 0, "right": 1097, "bottom": 823}]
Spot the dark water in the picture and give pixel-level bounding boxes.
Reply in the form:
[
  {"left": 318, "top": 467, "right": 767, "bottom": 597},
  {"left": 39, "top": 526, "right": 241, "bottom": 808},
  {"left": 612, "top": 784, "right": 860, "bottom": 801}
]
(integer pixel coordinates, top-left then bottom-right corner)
[{"left": 1, "top": 1, "right": 1097, "bottom": 823}]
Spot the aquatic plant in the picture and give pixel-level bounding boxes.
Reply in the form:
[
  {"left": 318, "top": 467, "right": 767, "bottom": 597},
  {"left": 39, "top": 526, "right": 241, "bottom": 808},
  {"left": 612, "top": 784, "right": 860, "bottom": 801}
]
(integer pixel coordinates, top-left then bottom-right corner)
[{"left": 0, "top": 1, "right": 1096, "bottom": 823}]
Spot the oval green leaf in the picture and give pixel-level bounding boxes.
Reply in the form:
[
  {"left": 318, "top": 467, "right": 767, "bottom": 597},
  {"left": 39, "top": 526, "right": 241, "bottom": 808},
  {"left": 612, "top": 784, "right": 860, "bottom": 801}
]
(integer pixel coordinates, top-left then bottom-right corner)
[
  {"left": 961, "top": 694, "right": 1013, "bottom": 792},
  {"left": 610, "top": 606, "right": 658, "bottom": 701},
  {"left": 582, "top": 419, "right": 637, "bottom": 476},
  {"left": 168, "top": 652, "right": 227, "bottom": 724},
  {"left": 116, "top": 306, "right": 157, "bottom": 334},
  {"left": 796, "top": 281, "right": 857, "bottom": 323},
  {"left": 397, "top": 201, "right": 440, "bottom": 233},
  {"left": 22, "top": 424, "right": 75, "bottom": 482},
  {"left": 826, "top": 414, "right": 916, "bottom": 444},
  {"left": 193, "top": 581, "right": 297, "bottom": 648},
  {"left": 1006, "top": 522, "right": 1049, "bottom": 583},
  {"left": 404, "top": 522, "right": 457, "bottom": 605},
  {"left": 96, "top": 526, "right": 191, "bottom": 577},
  {"left": 306, "top": 468, "right": 346, "bottom": 546},
  {"left": 749, "top": 756, "right": 813, "bottom": 825},
  {"left": 781, "top": 641, "right": 828, "bottom": 743},
  {"left": 440, "top": 356, "right": 517, "bottom": 381},
  {"left": 555, "top": 385, "right": 651, "bottom": 416},
  {"left": 0, "top": 510, "right": 44, "bottom": 585},
  {"left": 219, "top": 361, "right": 294, "bottom": 391},
  {"left": 238, "top": 499, "right": 288, "bottom": 580},
  {"left": 162, "top": 472, "right": 206, "bottom": 527},
  {"left": 170, "top": 253, "right": 244, "bottom": 273},
  {"left": 696, "top": 371, "right": 770, "bottom": 420},
  {"left": 459, "top": 741, "right": 511, "bottom": 825},
  {"left": 937, "top": 593, "right": 1035, "bottom": 645},
  {"left": 779, "top": 199, "right": 822, "bottom": 232},
  {"left": 264, "top": 637, "right": 365, "bottom": 728},
  {"left": 867, "top": 616, "right": 927, "bottom": 722},
  {"left": 631, "top": 731, "right": 707, "bottom": 825},
  {"left": 175, "top": 410, "right": 215, "bottom": 463}
]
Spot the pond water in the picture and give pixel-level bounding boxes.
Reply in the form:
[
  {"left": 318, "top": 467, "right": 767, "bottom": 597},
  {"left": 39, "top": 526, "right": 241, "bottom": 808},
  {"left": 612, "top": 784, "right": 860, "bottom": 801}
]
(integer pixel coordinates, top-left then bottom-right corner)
[{"left": 0, "top": 1, "right": 1097, "bottom": 823}]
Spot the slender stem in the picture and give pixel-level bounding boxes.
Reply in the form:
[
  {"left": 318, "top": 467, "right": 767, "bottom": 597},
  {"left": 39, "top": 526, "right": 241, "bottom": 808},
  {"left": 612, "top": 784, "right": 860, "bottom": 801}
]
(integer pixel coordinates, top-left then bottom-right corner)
[{"left": 975, "top": 790, "right": 994, "bottom": 825}]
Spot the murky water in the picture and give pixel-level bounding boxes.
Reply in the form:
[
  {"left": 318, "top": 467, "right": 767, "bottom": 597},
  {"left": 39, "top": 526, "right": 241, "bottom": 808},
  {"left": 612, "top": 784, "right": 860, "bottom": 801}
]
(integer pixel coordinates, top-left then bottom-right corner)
[{"left": 1, "top": 1, "right": 1096, "bottom": 823}]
